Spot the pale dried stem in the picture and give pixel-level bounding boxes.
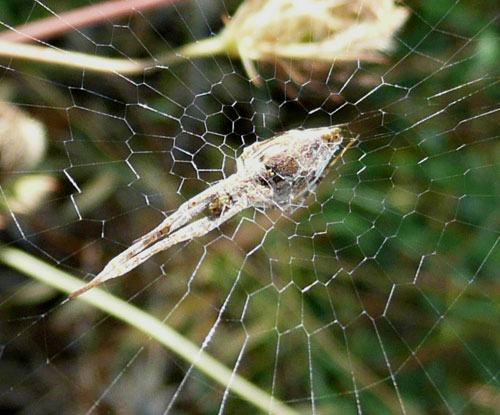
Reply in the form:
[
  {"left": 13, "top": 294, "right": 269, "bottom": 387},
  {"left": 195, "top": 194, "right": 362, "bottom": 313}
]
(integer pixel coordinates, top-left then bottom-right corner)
[
  {"left": 0, "top": 247, "right": 302, "bottom": 415},
  {"left": 0, "top": 36, "right": 226, "bottom": 74}
]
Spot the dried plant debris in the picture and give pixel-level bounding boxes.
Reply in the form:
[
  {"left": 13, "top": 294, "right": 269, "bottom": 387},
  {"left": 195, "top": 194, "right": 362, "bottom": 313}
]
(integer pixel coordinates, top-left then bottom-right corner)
[
  {"left": 0, "top": 102, "right": 54, "bottom": 225},
  {"left": 218, "top": 0, "right": 409, "bottom": 82},
  {"left": 0, "top": 102, "right": 46, "bottom": 174},
  {"left": 0, "top": 0, "right": 409, "bottom": 84}
]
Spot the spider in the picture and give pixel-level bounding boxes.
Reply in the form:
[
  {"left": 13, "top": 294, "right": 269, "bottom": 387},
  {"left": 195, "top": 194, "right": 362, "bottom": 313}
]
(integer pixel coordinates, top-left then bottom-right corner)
[{"left": 70, "top": 125, "right": 355, "bottom": 298}]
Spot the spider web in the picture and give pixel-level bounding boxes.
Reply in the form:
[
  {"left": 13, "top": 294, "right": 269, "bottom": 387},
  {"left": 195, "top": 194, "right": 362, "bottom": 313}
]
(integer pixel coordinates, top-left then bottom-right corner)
[{"left": 1, "top": 1, "right": 500, "bottom": 414}]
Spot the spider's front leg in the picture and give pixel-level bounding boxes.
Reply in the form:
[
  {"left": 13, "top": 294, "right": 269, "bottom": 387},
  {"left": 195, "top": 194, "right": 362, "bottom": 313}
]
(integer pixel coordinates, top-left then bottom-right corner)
[
  {"left": 130, "top": 180, "right": 226, "bottom": 248},
  {"left": 123, "top": 191, "right": 257, "bottom": 274},
  {"left": 111, "top": 179, "right": 272, "bottom": 278},
  {"left": 70, "top": 176, "right": 241, "bottom": 299}
]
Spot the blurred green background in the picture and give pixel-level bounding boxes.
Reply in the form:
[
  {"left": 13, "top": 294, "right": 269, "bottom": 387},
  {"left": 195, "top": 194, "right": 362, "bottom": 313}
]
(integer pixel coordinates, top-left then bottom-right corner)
[{"left": 1, "top": 1, "right": 500, "bottom": 414}]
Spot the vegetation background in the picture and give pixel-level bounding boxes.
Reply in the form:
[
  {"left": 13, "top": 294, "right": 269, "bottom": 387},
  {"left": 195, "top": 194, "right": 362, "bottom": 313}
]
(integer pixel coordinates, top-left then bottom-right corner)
[{"left": 1, "top": 1, "right": 499, "bottom": 414}]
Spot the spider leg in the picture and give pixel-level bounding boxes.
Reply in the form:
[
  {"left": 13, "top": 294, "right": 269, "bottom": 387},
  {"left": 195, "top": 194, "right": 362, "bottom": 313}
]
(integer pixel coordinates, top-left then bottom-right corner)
[
  {"left": 326, "top": 134, "right": 358, "bottom": 173},
  {"left": 132, "top": 178, "right": 230, "bottom": 248},
  {"left": 70, "top": 177, "right": 242, "bottom": 298},
  {"left": 117, "top": 198, "right": 250, "bottom": 277}
]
